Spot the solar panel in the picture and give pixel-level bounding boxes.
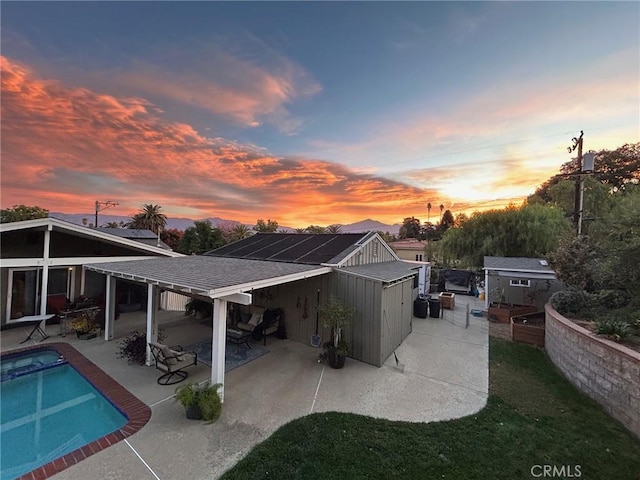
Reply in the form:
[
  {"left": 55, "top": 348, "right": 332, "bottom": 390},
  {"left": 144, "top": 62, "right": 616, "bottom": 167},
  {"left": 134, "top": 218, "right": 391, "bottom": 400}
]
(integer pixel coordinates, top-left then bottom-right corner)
[{"left": 207, "top": 233, "right": 367, "bottom": 264}]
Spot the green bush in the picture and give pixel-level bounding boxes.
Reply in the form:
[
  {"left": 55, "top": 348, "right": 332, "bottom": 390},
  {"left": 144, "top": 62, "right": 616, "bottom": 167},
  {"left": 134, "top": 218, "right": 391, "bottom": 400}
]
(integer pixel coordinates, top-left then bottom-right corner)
[
  {"left": 549, "top": 289, "right": 590, "bottom": 316},
  {"left": 595, "top": 290, "right": 630, "bottom": 310},
  {"left": 117, "top": 329, "right": 166, "bottom": 365},
  {"left": 595, "top": 317, "right": 634, "bottom": 341}
]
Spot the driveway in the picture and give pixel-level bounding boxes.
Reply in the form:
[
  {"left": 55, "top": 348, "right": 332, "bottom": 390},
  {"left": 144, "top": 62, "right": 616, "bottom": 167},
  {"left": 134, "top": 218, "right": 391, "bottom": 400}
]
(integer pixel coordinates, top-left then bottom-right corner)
[{"left": 1, "top": 297, "right": 488, "bottom": 479}]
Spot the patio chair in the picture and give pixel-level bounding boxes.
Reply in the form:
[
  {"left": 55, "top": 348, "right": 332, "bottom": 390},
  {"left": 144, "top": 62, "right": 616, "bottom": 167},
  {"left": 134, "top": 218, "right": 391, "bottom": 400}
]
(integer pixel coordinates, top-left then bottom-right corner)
[{"left": 148, "top": 342, "right": 198, "bottom": 385}]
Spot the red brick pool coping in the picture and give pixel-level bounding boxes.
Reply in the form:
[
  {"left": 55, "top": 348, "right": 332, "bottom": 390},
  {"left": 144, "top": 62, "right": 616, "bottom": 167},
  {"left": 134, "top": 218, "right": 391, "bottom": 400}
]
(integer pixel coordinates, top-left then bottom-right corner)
[{"left": 1, "top": 342, "right": 151, "bottom": 480}]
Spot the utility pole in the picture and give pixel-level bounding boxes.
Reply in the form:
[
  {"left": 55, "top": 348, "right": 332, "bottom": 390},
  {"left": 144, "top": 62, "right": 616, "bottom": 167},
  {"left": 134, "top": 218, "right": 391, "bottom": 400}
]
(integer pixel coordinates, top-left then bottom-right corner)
[
  {"left": 567, "top": 131, "right": 584, "bottom": 232},
  {"left": 94, "top": 200, "right": 119, "bottom": 228}
]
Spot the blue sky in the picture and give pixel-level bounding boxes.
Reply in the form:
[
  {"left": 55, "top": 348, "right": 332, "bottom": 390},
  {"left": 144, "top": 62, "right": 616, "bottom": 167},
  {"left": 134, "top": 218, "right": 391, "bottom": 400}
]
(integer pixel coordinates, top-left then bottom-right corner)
[{"left": 1, "top": 2, "right": 638, "bottom": 227}]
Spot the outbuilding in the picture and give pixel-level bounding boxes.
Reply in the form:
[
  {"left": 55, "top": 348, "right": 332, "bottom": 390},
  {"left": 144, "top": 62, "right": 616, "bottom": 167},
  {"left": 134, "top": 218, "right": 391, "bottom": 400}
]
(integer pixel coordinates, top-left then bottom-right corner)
[{"left": 483, "top": 256, "right": 562, "bottom": 310}]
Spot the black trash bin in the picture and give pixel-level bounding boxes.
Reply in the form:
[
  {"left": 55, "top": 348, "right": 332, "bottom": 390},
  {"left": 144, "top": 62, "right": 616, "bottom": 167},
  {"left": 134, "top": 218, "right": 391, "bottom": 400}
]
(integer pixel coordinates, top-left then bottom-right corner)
[
  {"left": 413, "top": 295, "right": 428, "bottom": 318},
  {"left": 428, "top": 298, "right": 440, "bottom": 318}
]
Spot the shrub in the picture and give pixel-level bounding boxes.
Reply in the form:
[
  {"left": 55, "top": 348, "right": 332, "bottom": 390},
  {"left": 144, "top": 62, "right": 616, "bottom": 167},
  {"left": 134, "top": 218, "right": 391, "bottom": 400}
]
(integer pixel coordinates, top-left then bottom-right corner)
[
  {"left": 117, "top": 329, "right": 166, "bottom": 365},
  {"left": 549, "top": 289, "right": 590, "bottom": 316},
  {"left": 595, "top": 290, "right": 630, "bottom": 310},
  {"left": 595, "top": 317, "right": 634, "bottom": 341}
]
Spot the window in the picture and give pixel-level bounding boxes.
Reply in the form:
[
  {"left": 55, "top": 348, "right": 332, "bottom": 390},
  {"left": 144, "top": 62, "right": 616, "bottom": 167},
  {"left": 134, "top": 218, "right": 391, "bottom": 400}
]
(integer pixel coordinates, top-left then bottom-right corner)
[
  {"left": 415, "top": 254, "right": 423, "bottom": 261},
  {"left": 510, "top": 279, "right": 530, "bottom": 287},
  {"left": 8, "top": 267, "right": 72, "bottom": 320}
]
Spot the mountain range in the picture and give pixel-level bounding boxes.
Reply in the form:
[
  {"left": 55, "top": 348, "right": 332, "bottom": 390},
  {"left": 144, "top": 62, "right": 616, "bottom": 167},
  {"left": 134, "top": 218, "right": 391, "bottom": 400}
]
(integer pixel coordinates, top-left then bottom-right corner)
[{"left": 49, "top": 213, "right": 401, "bottom": 235}]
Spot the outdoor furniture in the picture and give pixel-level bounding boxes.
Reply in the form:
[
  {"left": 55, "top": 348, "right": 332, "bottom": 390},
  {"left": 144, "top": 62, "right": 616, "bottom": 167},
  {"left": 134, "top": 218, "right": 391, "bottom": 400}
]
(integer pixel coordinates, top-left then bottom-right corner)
[
  {"left": 236, "top": 308, "right": 283, "bottom": 345},
  {"left": 17, "top": 314, "right": 55, "bottom": 343},
  {"left": 148, "top": 342, "right": 198, "bottom": 385},
  {"left": 226, "top": 328, "right": 252, "bottom": 352}
]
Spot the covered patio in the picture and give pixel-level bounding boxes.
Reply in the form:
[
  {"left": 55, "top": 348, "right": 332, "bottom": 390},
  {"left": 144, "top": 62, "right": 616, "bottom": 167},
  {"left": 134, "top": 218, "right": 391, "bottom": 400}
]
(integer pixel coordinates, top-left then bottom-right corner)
[{"left": 85, "top": 255, "right": 332, "bottom": 401}]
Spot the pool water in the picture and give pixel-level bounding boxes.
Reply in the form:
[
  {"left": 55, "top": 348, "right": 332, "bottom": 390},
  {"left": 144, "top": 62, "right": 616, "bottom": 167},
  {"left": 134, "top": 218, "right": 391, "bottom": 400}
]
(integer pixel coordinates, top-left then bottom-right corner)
[
  {"left": 0, "top": 354, "right": 127, "bottom": 480},
  {"left": 0, "top": 349, "right": 63, "bottom": 381}
]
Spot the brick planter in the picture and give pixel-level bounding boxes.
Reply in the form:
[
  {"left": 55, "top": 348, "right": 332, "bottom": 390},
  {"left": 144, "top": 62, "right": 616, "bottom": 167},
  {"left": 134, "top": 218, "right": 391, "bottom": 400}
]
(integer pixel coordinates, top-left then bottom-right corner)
[
  {"left": 511, "top": 311, "right": 545, "bottom": 347},
  {"left": 487, "top": 303, "right": 537, "bottom": 323}
]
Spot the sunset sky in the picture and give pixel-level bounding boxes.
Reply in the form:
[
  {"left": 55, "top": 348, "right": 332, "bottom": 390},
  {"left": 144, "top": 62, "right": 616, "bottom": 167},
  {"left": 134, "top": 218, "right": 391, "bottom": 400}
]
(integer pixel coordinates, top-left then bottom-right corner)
[{"left": 1, "top": 2, "right": 638, "bottom": 228}]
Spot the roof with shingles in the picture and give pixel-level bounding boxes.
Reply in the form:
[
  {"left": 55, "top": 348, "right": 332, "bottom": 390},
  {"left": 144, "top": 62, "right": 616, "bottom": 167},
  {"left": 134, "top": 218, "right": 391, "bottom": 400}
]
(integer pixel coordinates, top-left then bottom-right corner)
[
  {"left": 85, "top": 256, "right": 329, "bottom": 296},
  {"left": 338, "top": 261, "right": 419, "bottom": 283},
  {"left": 484, "top": 256, "right": 554, "bottom": 272}
]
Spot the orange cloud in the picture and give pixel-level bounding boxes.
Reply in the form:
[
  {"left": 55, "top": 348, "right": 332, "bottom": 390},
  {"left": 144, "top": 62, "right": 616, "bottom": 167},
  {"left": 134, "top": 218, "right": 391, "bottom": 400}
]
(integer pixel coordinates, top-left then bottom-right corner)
[
  {"left": 1, "top": 56, "right": 441, "bottom": 227},
  {"left": 3, "top": 56, "right": 590, "bottom": 227}
]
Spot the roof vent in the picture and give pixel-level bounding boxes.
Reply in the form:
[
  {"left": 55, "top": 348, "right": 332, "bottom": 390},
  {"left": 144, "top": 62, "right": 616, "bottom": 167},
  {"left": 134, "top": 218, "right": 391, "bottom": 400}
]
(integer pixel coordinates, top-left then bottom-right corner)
[{"left": 539, "top": 260, "right": 548, "bottom": 266}]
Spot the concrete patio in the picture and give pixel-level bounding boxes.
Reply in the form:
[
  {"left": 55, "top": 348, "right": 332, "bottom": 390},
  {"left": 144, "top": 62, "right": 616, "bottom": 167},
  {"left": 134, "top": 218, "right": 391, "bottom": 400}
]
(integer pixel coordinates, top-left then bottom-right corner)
[{"left": 1, "top": 296, "right": 488, "bottom": 479}]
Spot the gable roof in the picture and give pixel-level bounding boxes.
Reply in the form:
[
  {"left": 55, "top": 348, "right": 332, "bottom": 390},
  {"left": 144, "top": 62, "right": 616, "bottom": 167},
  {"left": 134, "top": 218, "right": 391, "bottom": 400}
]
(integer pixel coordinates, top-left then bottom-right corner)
[
  {"left": 206, "top": 233, "right": 371, "bottom": 265},
  {"left": 337, "top": 261, "right": 419, "bottom": 283},
  {"left": 483, "top": 256, "right": 554, "bottom": 273},
  {"left": 0, "top": 218, "right": 181, "bottom": 257}
]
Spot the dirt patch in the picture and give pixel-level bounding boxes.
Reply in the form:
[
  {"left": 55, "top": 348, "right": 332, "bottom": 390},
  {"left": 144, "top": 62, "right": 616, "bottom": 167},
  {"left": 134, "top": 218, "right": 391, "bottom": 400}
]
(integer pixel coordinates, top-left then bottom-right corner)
[{"left": 489, "top": 322, "right": 511, "bottom": 341}]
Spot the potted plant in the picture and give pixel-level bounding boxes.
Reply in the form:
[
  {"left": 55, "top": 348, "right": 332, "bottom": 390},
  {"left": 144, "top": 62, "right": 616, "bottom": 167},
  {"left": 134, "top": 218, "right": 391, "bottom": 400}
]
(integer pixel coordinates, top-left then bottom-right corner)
[
  {"left": 117, "top": 329, "right": 166, "bottom": 365},
  {"left": 174, "top": 382, "right": 222, "bottom": 421},
  {"left": 318, "top": 295, "right": 355, "bottom": 369},
  {"left": 71, "top": 315, "right": 98, "bottom": 339}
]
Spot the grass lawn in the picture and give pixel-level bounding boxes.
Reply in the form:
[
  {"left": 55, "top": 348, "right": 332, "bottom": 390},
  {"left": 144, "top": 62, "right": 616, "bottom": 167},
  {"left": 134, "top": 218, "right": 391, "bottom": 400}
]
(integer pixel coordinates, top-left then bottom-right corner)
[{"left": 221, "top": 338, "right": 640, "bottom": 479}]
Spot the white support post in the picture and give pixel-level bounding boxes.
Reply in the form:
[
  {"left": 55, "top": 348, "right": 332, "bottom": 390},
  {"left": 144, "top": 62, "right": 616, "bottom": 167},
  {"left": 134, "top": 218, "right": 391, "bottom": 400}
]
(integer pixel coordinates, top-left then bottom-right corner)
[
  {"left": 104, "top": 275, "right": 117, "bottom": 340},
  {"left": 38, "top": 227, "right": 52, "bottom": 333},
  {"left": 484, "top": 270, "right": 489, "bottom": 309},
  {"left": 211, "top": 298, "right": 227, "bottom": 402},
  {"left": 145, "top": 284, "right": 159, "bottom": 366}
]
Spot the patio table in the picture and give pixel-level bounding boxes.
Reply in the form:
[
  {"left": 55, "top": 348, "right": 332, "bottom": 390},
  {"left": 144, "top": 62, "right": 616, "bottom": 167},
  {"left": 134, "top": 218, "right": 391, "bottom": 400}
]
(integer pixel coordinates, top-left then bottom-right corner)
[{"left": 226, "top": 328, "right": 252, "bottom": 352}]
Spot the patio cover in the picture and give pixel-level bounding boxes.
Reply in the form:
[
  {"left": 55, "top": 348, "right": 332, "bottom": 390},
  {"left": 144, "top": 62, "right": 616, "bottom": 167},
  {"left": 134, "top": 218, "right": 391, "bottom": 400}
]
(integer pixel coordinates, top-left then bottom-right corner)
[
  {"left": 85, "top": 255, "right": 331, "bottom": 298},
  {"left": 84, "top": 255, "right": 331, "bottom": 402}
]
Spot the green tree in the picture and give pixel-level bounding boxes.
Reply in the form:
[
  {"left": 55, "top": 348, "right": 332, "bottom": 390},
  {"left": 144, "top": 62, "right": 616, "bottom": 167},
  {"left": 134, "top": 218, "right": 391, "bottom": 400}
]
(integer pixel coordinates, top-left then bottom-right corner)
[
  {"left": 253, "top": 219, "right": 279, "bottom": 233},
  {"left": 128, "top": 204, "right": 167, "bottom": 235},
  {"left": 326, "top": 224, "right": 342, "bottom": 233},
  {"left": 441, "top": 204, "right": 571, "bottom": 268},
  {"left": 548, "top": 235, "right": 599, "bottom": 291},
  {"left": 399, "top": 217, "right": 421, "bottom": 239},
  {"left": 306, "top": 225, "right": 327, "bottom": 234},
  {"left": 1, "top": 205, "right": 49, "bottom": 223},
  {"left": 439, "top": 209, "right": 455, "bottom": 232},
  {"left": 177, "top": 220, "right": 224, "bottom": 254}
]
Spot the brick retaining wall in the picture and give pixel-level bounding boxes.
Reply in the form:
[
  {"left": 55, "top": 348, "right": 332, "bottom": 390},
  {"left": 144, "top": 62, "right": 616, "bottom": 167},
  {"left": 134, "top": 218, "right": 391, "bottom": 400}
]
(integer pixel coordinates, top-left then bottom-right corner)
[{"left": 545, "top": 304, "right": 640, "bottom": 439}]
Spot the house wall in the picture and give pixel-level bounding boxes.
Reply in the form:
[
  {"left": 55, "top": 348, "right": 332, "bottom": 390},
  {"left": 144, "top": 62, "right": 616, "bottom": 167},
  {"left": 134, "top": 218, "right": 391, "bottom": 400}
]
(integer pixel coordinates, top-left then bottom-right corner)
[
  {"left": 245, "top": 275, "right": 332, "bottom": 346},
  {"left": 486, "top": 273, "right": 562, "bottom": 310},
  {"left": 333, "top": 271, "right": 383, "bottom": 366},
  {"left": 342, "top": 237, "right": 396, "bottom": 267},
  {"left": 392, "top": 248, "right": 425, "bottom": 262}
]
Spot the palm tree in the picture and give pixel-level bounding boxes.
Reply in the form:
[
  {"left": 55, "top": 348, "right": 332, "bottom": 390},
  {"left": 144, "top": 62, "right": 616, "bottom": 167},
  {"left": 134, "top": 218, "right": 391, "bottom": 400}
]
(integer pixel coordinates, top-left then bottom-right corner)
[
  {"left": 128, "top": 204, "right": 167, "bottom": 235},
  {"left": 294, "top": 228, "right": 307, "bottom": 234},
  {"left": 326, "top": 224, "right": 342, "bottom": 234},
  {"left": 439, "top": 204, "right": 444, "bottom": 223},
  {"left": 232, "top": 224, "right": 251, "bottom": 240}
]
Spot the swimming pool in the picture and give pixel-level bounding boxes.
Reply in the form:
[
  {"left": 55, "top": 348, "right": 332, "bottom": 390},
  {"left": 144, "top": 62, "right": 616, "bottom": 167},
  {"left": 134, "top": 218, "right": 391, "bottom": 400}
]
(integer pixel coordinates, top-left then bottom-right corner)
[{"left": 0, "top": 344, "right": 151, "bottom": 479}]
